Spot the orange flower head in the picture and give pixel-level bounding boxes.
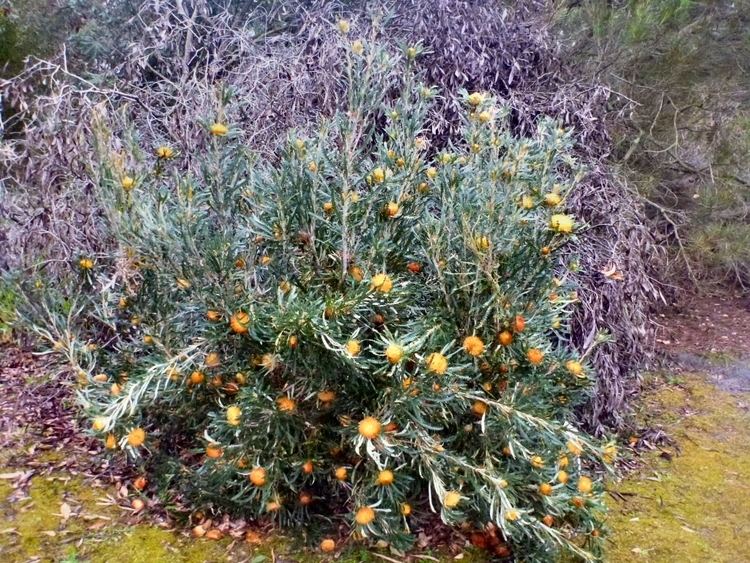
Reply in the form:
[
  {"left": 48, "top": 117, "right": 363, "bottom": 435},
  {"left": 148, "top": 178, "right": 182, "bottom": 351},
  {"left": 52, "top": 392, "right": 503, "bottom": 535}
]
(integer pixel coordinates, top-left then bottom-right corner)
[
  {"left": 358, "top": 416, "right": 381, "bottom": 440},
  {"left": 463, "top": 335, "right": 485, "bottom": 357}
]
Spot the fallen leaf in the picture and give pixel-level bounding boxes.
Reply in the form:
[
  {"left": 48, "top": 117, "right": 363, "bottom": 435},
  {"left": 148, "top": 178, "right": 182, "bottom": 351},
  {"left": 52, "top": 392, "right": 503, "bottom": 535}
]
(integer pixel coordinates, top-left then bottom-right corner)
[
  {"left": 60, "top": 502, "right": 72, "bottom": 521},
  {"left": 600, "top": 263, "right": 625, "bottom": 281},
  {"left": 80, "top": 514, "right": 112, "bottom": 521}
]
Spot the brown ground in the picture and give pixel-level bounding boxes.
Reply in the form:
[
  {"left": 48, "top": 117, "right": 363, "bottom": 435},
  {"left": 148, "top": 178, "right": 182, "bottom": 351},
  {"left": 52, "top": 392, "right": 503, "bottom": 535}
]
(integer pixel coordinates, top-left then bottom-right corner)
[{"left": 655, "top": 292, "right": 750, "bottom": 356}]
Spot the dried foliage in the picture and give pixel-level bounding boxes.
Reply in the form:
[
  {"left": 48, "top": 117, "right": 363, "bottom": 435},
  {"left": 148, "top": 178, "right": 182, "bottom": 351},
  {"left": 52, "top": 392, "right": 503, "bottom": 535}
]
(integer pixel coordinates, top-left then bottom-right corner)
[{"left": 1, "top": 0, "right": 661, "bottom": 434}]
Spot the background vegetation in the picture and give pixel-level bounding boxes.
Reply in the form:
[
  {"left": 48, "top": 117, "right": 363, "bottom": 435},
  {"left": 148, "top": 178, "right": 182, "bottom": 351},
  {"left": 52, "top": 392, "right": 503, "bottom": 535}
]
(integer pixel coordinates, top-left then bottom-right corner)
[{"left": 557, "top": 0, "right": 750, "bottom": 288}]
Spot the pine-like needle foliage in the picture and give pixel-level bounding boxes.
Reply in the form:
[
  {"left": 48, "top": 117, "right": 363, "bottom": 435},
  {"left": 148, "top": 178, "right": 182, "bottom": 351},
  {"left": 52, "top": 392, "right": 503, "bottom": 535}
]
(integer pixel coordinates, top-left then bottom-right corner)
[{"left": 22, "top": 33, "right": 614, "bottom": 561}]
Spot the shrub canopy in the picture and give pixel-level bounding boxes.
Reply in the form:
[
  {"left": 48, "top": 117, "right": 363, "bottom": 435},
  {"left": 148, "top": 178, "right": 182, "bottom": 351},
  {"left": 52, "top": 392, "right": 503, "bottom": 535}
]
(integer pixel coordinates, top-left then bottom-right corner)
[{"left": 22, "top": 38, "right": 613, "bottom": 560}]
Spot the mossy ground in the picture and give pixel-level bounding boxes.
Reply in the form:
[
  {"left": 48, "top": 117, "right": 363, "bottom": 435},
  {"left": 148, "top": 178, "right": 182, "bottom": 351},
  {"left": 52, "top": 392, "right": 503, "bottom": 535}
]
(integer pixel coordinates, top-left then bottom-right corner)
[
  {"left": 0, "top": 471, "right": 482, "bottom": 562},
  {"left": 605, "top": 372, "right": 750, "bottom": 562},
  {"left": 1, "top": 369, "right": 747, "bottom": 562}
]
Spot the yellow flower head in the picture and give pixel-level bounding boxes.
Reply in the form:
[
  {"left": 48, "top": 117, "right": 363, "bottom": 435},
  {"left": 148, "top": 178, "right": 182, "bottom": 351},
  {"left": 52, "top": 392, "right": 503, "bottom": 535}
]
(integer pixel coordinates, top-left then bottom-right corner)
[
  {"left": 355, "top": 506, "right": 375, "bottom": 525},
  {"left": 550, "top": 214, "right": 575, "bottom": 233},
  {"left": 385, "top": 202, "right": 399, "bottom": 217},
  {"left": 425, "top": 352, "right": 448, "bottom": 375},
  {"left": 229, "top": 311, "right": 250, "bottom": 334},
  {"left": 276, "top": 396, "right": 297, "bottom": 413},
  {"left": 385, "top": 343, "right": 404, "bottom": 364},
  {"left": 348, "top": 265, "right": 364, "bottom": 282},
  {"left": 351, "top": 40, "right": 364, "bottom": 55},
  {"left": 249, "top": 467, "right": 266, "bottom": 487},
  {"left": 567, "top": 439, "right": 583, "bottom": 456},
  {"left": 577, "top": 475, "right": 593, "bottom": 494},
  {"left": 370, "top": 273, "right": 393, "bottom": 293},
  {"left": 121, "top": 176, "right": 135, "bottom": 191},
  {"left": 530, "top": 455, "right": 545, "bottom": 469},
  {"left": 467, "top": 92, "right": 484, "bottom": 106},
  {"left": 318, "top": 390, "right": 336, "bottom": 403},
  {"left": 371, "top": 167, "right": 386, "bottom": 184},
  {"left": 205, "top": 352, "right": 220, "bottom": 368},
  {"left": 474, "top": 236, "right": 491, "bottom": 251},
  {"left": 426, "top": 166, "right": 438, "bottom": 180},
  {"left": 209, "top": 122, "right": 228, "bottom": 136},
  {"left": 498, "top": 330, "right": 513, "bottom": 346},
  {"left": 505, "top": 509, "right": 520, "bottom": 522},
  {"left": 405, "top": 46, "right": 417, "bottom": 59},
  {"left": 566, "top": 359, "right": 584, "bottom": 377},
  {"left": 343, "top": 189, "right": 360, "bottom": 203},
  {"left": 345, "top": 339, "right": 361, "bottom": 356},
  {"left": 521, "top": 195, "right": 534, "bottom": 209},
  {"left": 155, "top": 146, "right": 174, "bottom": 159},
  {"left": 443, "top": 491, "right": 462, "bottom": 508},
  {"left": 79, "top": 257, "right": 94, "bottom": 270},
  {"left": 307, "top": 160, "right": 318, "bottom": 173},
  {"left": 471, "top": 400, "right": 488, "bottom": 416},
  {"left": 358, "top": 416, "right": 381, "bottom": 440},
  {"left": 376, "top": 469, "right": 394, "bottom": 486},
  {"left": 527, "top": 348, "right": 544, "bottom": 365},
  {"left": 544, "top": 192, "right": 562, "bottom": 207},
  {"left": 478, "top": 111, "right": 492, "bottom": 123},
  {"left": 127, "top": 427, "right": 146, "bottom": 447},
  {"left": 92, "top": 416, "right": 108, "bottom": 432},
  {"left": 337, "top": 19, "right": 350, "bottom": 34},
  {"left": 226, "top": 405, "right": 242, "bottom": 426}
]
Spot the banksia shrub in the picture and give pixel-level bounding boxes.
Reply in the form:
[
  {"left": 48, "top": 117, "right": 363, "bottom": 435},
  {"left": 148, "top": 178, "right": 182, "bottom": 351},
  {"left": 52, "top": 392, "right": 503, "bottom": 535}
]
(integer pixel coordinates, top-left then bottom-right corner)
[{"left": 29, "top": 38, "right": 613, "bottom": 560}]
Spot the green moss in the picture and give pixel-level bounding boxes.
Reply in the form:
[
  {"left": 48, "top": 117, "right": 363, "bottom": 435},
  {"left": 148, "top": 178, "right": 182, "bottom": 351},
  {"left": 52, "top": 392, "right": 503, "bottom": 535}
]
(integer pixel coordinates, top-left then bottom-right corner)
[
  {"left": 83, "top": 526, "right": 227, "bottom": 563},
  {"left": 607, "top": 373, "right": 750, "bottom": 562}
]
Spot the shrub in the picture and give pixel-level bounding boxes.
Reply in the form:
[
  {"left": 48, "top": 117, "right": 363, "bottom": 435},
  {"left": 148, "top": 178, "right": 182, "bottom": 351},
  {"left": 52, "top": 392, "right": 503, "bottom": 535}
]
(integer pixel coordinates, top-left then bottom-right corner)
[
  {"left": 20, "top": 34, "right": 612, "bottom": 560},
  {"left": 2, "top": 0, "right": 659, "bottom": 436}
]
